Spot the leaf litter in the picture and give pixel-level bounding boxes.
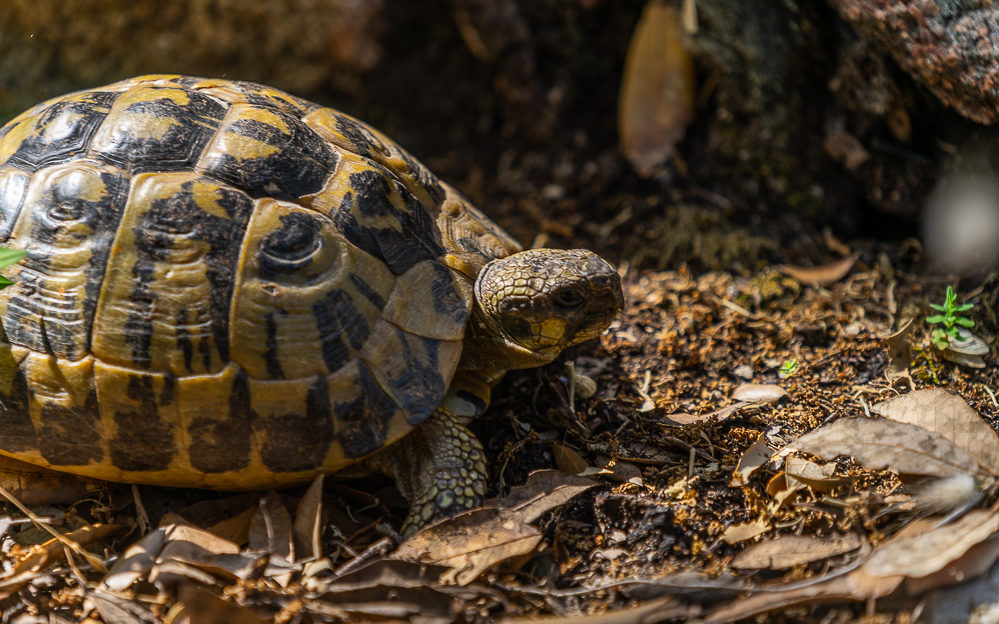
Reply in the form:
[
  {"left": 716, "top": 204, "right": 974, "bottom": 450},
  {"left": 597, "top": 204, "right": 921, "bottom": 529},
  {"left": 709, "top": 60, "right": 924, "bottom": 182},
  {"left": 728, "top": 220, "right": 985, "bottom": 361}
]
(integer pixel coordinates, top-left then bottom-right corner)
[{"left": 3, "top": 252, "right": 999, "bottom": 621}]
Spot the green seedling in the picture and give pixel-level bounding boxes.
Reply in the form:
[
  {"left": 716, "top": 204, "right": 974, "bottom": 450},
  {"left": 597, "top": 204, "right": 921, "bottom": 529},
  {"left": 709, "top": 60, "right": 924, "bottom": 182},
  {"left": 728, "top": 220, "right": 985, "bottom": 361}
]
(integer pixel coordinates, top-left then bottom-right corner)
[
  {"left": 926, "top": 285, "right": 975, "bottom": 350},
  {"left": 779, "top": 358, "right": 799, "bottom": 377},
  {"left": 0, "top": 247, "right": 25, "bottom": 289}
]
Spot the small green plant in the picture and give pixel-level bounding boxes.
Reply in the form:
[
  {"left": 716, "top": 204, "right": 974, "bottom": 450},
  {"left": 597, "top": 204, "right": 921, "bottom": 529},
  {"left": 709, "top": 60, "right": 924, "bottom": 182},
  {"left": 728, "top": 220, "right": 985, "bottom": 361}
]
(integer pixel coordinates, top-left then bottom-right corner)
[
  {"left": 926, "top": 285, "right": 975, "bottom": 350},
  {"left": 0, "top": 247, "right": 25, "bottom": 289},
  {"left": 779, "top": 358, "right": 799, "bottom": 377}
]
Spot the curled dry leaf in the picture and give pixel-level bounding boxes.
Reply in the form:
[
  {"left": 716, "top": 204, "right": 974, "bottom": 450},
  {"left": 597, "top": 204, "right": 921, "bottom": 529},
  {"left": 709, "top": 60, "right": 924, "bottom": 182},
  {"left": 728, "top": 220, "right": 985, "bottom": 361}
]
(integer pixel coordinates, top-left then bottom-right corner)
[
  {"left": 730, "top": 436, "right": 773, "bottom": 487},
  {"left": 872, "top": 388, "right": 999, "bottom": 477},
  {"left": 861, "top": 508, "right": 999, "bottom": 580},
  {"left": 102, "top": 523, "right": 278, "bottom": 591},
  {"left": 249, "top": 491, "right": 294, "bottom": 562},
  {"left": 552, "top": 443, "right": 588, "bottom": 475},
  {"left": 765, "top": 456, "right": 852, "bottom": 506},
  {"left": 730, "top": 533, "right": 863, "bottom": 570},
  {"left": 293, "top": 475, "right": 325, "bottom": 561},
  {"left": 785, "top": 417, "right": 983, "bottom": 478},
  {"left": 618, "top": 0, "right": 695, "bottom": 176},
  {"left": 884, "top": 319, "right": 914, "bottom": 382},
  {"left": 393, "top": 470, "right": 595, "bottom": 585},
  {"left": 906, "top": 534, "right": 999, "bottom": 599},
  {"left": 785, "top": 455, "right": 844, "bottom": 491},
  {"left": 777, "top": 252, "right": 860, "bottom": 286},
  {"left": 720, "top": 518, "right": 769, "bottom": 545},
  {"left": 731, "top": 384, "right": 787, "bottom": 405}
]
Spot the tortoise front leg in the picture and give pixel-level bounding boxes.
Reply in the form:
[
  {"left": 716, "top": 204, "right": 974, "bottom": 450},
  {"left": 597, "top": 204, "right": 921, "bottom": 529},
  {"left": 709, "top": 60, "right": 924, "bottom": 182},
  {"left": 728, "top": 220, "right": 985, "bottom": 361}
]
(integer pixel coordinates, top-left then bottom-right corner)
[{"left": 368, "top": 407, "right": 488, "bottom": 535}]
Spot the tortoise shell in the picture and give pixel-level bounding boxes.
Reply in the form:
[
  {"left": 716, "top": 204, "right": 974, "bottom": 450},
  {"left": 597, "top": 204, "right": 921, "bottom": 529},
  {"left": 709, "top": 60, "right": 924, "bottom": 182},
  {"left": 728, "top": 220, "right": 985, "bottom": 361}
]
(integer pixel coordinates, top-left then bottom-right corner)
[{"left": 0, "top": 75, "right": 521, "bottom": 488}]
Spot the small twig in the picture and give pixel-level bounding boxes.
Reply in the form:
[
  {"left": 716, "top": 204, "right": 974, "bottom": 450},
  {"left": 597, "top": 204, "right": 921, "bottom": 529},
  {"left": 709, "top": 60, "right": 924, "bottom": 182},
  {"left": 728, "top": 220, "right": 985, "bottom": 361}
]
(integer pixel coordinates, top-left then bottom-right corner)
[
  {"left": 331, "top": 536, "right": 394, "bottom": 579},
  {"left": 0, "top": 484, "right": 107, "bottom": 572},
  {"left": 131, "top": 485, "right": 150, "bottom": 536},
  {"left": 858, "top": 396, "right": 871, "bottom": 418},
  {"left": 983, "top": 386, "right": 999, "bottom": 409}
]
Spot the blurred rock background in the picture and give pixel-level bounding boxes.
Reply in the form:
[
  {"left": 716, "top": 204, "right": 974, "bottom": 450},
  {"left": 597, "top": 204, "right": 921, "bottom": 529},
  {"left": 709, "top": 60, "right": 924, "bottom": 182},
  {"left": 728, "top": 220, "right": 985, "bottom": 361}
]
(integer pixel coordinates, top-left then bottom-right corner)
[{"left": 2, "top": 0, "right": 998, "bottom": 273}]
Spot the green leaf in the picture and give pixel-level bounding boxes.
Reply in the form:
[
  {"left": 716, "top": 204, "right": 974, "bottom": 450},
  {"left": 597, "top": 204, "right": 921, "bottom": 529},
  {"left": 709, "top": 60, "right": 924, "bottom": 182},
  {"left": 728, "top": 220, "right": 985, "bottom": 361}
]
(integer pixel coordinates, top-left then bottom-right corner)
[
  {"left": 928, "top": 304, "right": 948, "bottom": 312},
  {"left": 0, "top": 248, "right": 26, "bottom": 270},
  {"left": 925, "top": 315, "right": 946, "bottom": 324},
  {"left": 955, "top": 317, "right": 975, "bottom": 328},
  {"left": 0, "top": 275, "right": 13, "bottom": 289},
  {"left": 954, "top": 303, "right": 975, "bottom": 312},
  {"left": 947, "top": 326, "right": 961, "bottom": 339}
]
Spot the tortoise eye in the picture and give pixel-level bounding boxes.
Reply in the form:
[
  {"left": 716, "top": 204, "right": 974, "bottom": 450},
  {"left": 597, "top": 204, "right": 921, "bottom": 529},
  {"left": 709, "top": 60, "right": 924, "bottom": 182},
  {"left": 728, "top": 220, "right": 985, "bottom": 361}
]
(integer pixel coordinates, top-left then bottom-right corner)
[
  {"left": 554, "top": 287, "right": 585, "bottom": 309},
  {"left": 260, "top": 212, "right": 323, "bottom": 274}
]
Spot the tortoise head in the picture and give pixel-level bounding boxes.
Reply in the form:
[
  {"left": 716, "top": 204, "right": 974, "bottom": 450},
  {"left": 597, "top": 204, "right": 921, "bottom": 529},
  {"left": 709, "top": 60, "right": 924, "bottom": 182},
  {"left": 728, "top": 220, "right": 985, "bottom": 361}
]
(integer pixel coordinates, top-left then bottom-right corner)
[{"left": 461, "top": 249, "right": 623, "bottom": 371}]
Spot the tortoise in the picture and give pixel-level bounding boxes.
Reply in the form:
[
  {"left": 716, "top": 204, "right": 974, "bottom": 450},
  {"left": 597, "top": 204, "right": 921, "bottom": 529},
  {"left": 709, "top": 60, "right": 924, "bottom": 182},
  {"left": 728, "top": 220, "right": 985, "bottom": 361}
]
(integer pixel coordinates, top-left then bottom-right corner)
[{"left": 0, "top": 75, "right": 623, "bottom": 533}]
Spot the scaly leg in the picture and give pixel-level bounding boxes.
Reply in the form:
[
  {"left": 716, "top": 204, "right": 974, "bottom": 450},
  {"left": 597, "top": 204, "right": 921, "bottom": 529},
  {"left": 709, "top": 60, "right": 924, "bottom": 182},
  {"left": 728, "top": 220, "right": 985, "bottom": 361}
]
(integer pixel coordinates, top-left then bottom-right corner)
[{"left": 368, "top": 407, "right": 488, "bottom": 535}]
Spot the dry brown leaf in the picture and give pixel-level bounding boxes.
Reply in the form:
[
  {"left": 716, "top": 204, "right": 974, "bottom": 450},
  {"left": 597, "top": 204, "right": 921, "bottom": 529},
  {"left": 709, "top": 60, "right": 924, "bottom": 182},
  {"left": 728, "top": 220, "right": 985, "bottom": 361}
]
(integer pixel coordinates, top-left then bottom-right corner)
[
  {"left": 663, "top": 403, "right": 745, "bottom": 426},
  {"left": 730, "top": 534, "right": 863, "bottom": 570},
  {"left": 160, "top": 524, "right": 240, "bottom": 559},
  {"left": 10, "top": 522, "right": 121, "bottom": 578},
  {"left": 0, "top": 523, "right": 123, "bottom": 601},
  {"left": 393, "top": 470, "right": 595, "bottom": 585},
  {"left": 785, "top": 456, "right": 845, "bottom": 491},
  {"left": 872, "top": 388, "right": 999, "bottom": 477},
  {"left": 248, "top": 491, "right": 294, "bottom": 561},
  {"left": 489, "top": 470, "right": 597, "bottom": 524},
  {"left": 102, "top": 527, "right": 168, "bottom": 591},
  {"left": 861, "top": 508, "right": 999, "bottom": 579},
  {"left": 552, "top": 443, "right": 588, "bottom": 475},
  {"left": 884, "top": 319, "right": 914, "bottom": 382},
  {"left": 720, "top": 518, "right": 769, "bottom": 545},
  {"left": 90, "top": 589, "right": 157, "bottom": 624},
  {"left": 731, "top": 384, "right": 787, "bottom": 405},
  {"left": 777, "top": 252, "right": 860, "bottom": 286},
  {"left": 313, "top": 585, "right": 461, "bottom": 621},
  {"left": 204, "top": 506, "right": 255, "bottom": 546},
  {"left": 402, "top": 509, "right": 542, "bottom": 585},
  {"left": 293, "top": 475, "right": 325, "bottom": 561},
  {"left": 730, "top": 436, "right": 773, "bottom": 487},
  {"left": 785, "top": 417, "right": 982, "bottom": 478},
  {"left": 176, "top": 584, "right": 271, "bottom": 624},
  {"left": 502, "top": 596, "right": 698, "bottom": 623},
  {"left": 906, "top": 530, "right": 999, "bottom": 595},
  {"left": 705, "top": 551, "right": 897, "bottom": 623},
  {"left": 605, "top": 460, "right": 644, "bottom": 486},
  {"left": 765, "top": 455, "right": 852, "bottom": 505},
  {"left": 323, "top": 559, "right": 451, "bottom": 592},
  {"left": 618, "top": 0, "right": 695, "bottom": 176},
  {"left": 103, "top": 524, "right": 242, "bottom": 591}
]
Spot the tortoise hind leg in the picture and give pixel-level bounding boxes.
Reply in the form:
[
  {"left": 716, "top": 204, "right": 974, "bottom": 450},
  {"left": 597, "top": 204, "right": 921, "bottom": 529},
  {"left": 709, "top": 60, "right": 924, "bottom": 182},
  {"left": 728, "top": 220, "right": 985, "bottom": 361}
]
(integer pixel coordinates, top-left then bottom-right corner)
[{"left": 368, "top": 407, "right": 488, "bottom": 535}]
